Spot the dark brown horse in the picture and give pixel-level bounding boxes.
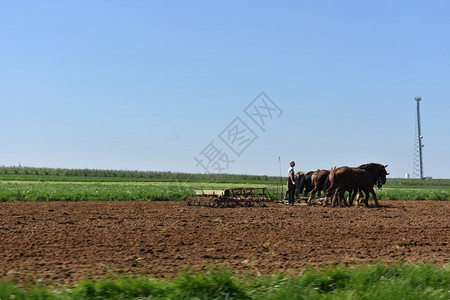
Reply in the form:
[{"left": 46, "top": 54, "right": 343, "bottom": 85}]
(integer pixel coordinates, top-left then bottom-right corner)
[
  {"left": 307, "top": 169, "right": 330, "bottom": 204},
  {"left": 297, "top": 171, "right": 315, "bottom": 198},
  {"left": 355, "top": 163, "right": 389, "bottom": 206},
  {"left": 323, "top": 163, "right": 388, "bottom": 207}
]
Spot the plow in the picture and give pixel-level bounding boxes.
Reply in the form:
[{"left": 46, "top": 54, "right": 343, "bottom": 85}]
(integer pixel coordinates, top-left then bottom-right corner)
[{"left": 186, "top": 187, "right": 274, "bottom": 208}]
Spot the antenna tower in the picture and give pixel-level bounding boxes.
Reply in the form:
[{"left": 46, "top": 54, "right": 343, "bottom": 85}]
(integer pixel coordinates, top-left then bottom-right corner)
[{"left": 413, "top": 97, "right": 424, "bottom": 179}]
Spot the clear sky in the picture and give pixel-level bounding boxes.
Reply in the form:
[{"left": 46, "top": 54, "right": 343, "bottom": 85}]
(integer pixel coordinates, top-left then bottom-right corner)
[{"left": 1, "top": 1, "right": 449, "bottom": 178}]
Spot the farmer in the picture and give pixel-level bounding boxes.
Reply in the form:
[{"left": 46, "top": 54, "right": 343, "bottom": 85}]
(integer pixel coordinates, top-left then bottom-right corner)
[{"left": 287, "top": 161, "right": 296, "bottom": 205}]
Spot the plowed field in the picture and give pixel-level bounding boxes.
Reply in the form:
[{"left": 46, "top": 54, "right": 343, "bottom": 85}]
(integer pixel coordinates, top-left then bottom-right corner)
[{"left": 1, "top": 200, "right": 449, "bottom": 284}]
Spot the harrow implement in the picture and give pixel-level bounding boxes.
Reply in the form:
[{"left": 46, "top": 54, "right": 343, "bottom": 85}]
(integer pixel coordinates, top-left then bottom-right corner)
[{"left": 186, "top": 187, "right": 273, "bottom": 208}]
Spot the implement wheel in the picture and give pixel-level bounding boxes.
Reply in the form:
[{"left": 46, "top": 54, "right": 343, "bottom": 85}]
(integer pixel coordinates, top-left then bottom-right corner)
[
  {"left": 211, "top": 198, "right": 222, "bottom": 208},
  {"left": 185, "top": 197, "right": 195, "bottom": 206}
]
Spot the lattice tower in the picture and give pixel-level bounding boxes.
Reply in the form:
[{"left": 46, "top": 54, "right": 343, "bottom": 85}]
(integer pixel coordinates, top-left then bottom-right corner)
[{"left": 413, "top": 97, "right": 424, "bottom": 179}]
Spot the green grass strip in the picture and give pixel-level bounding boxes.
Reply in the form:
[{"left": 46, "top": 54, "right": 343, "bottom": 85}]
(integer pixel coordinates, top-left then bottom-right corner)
[{"left": 0, "top": 263, "right": 449, "bottom": 299}]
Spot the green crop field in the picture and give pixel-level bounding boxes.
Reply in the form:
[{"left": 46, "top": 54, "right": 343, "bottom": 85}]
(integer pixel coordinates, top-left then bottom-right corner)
[
  {"left": 1, "top": 180, "right": 449, "bottom": 202},
  {"left": 0, "top": 180, "right": 278, "bottom": 202},
  {"left": 0, "top": 166, "right": 449, "bottom": 202},
  {"left": 0, "top": 166, "right": 283, "bottom": 202}
]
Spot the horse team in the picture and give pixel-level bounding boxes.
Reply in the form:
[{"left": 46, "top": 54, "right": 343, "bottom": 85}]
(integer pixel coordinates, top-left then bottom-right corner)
[{"left": 291, "top": 163, "right": 389, "bottom": 207}]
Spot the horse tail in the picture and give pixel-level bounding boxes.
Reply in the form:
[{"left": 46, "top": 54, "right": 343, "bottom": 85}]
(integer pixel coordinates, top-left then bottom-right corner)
[
  {"left": 329, "top": 166, "right": 337, "bottom": 185},
  {"left": 311, "top": 172, "right": 317, "bottom": 186}
]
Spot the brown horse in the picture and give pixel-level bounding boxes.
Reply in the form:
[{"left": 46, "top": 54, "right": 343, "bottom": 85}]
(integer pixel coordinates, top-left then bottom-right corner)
[
  {"left": 307, "top": 169, "right": 330, "bottom": 204},
  {"left": 355, "top": 163, "right": 389, "bottom": 206},
  {"left": 323, "top": 163, "right": 388, "bottom": 207}
]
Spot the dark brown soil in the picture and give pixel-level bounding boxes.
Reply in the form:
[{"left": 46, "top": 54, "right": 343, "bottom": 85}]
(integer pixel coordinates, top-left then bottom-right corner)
[{"left": 0, "top": 200, "right": 448, "bottom": 285}]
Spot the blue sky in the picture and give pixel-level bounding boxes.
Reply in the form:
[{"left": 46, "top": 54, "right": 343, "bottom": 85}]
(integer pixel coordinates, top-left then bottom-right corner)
[{"left": 1, "top": 1, "right": 449, "bottom": 178}]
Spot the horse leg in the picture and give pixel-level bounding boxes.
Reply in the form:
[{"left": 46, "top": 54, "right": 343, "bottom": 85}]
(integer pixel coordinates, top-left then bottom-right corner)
[
  {"left": 323, "top": 189, "right": 329, "bottom": 206},
  {"left": 371, "top": 189, "right": 381, "bottom": 207},
  {"left": 323, "top": 184, "right": 335, "bottom": 207},
  {"left": 331, "top": 188, "right": 339, "bottom": 207},
  {"left": 348, "top": 189, "right": 357, "bottom": 206},
  {"left": 336, "top": 188, "right": 344, "bottom": 207},
  {"left": 355, "top": 189, "right": 366, "bottom": 207},
  {"left": 363, "top": 190, "right": 369, "bottom": 207},
  {"left": 355, "top": 189, "right": 362, "bottom": 207},
  {"left": 307, "top": 187, "right": 317, "bottom": 204},
  {"left": 361, "top": 189, "right": 370, "bottom": 207},
  {"left": 342, "top": 189, "right": 350, "bottom": 206},
  {"left": 339, "top": 189, "right": 346, "bottom": 207}
]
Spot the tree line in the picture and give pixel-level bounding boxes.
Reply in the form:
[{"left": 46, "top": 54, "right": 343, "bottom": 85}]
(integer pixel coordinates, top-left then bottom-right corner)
[
  {"left": 0, "top": 166, "right": 280, "bottom": 183},
  {"left": 1, "top": 166, "right": 448, "bottom": 186}
]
